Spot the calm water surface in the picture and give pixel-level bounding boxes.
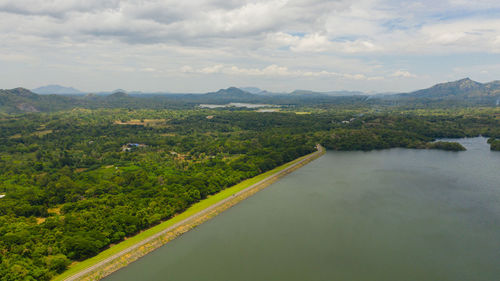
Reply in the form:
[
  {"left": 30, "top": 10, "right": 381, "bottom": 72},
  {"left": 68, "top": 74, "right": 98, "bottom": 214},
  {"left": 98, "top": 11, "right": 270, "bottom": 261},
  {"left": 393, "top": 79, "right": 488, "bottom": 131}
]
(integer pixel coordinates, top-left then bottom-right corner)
[{"left": 105, "top": 137, "right": 500, "bottom": 281}]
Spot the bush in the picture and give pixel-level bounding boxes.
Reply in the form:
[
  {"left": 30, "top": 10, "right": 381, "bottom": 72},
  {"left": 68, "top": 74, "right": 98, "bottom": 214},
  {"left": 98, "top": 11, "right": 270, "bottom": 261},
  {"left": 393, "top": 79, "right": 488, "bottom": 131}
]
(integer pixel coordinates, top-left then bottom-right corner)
[
  {"left": 490, "top": 139, "right": 500, "bottom": 151},
  {"left": 426, "top": 141, "right": 466, "bottom": 151},
  {"left": 44, "top": 254, "right": 70, "bottom": 273}
]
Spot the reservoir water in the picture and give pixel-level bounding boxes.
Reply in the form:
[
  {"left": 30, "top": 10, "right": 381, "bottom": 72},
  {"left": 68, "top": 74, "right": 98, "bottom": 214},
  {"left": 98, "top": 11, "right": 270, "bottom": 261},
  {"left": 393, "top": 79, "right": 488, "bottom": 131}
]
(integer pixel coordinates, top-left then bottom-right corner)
[{"left": 105, "top": 137, "right": 500, "bottom": 281}]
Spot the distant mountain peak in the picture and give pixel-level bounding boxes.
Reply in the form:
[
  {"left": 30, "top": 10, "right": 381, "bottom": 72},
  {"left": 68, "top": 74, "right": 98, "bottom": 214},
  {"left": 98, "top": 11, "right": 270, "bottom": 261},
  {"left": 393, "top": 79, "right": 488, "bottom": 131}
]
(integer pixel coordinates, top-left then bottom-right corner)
[
  {"left": 455, "top": 77, "right": 481, "bottom": 88},
  {"left": 238, "top": 87, "right": 263, "bottom": 94},
  {"left": 33, "top": 85, "right": 82, "bottom": 95},
  {"left": 430, "top": 78, "right": 482, "bottom": 92},
  {"left": 8, "top": 87, "right": 39, "bottom": 98},
  {"left": 212, "top": 87, "right": 252, "bottom": 95},
  {"left": 401, "top": 78, "right": 500, "bottom": 100},
  {"left": 221, "top": 87, "right": 244, "bottom": 92},
  {"left": 107, "top": 91, "right": 128, "bottom": 98},
  {"left": 12, "top": 87, "right": 32, "bottom": 92},
  {"left": 443, "top": 77, "right": 476, "bottom": 85}
]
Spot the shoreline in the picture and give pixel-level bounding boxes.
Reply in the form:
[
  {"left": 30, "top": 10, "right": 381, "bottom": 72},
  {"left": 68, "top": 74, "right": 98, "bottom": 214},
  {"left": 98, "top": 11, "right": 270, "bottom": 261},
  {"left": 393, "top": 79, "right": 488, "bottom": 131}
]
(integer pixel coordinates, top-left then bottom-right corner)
[{"left": 58, "top": 145, "right": 325, "bottom": 281}]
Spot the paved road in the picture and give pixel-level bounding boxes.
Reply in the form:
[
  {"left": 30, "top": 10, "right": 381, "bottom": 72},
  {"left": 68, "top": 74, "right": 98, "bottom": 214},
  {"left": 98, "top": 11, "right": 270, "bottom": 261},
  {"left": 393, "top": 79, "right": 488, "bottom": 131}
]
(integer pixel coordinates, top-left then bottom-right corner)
[{"left": 64, "top": 145, "right": 324, "bottom": 281}]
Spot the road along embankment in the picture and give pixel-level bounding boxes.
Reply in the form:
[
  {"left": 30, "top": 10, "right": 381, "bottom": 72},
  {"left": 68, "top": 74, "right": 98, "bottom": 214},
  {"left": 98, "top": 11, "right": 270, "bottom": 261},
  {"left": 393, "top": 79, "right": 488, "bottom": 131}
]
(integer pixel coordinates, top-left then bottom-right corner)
[{"left": 61, "top": 145, "right": 325, "bottom": 281}]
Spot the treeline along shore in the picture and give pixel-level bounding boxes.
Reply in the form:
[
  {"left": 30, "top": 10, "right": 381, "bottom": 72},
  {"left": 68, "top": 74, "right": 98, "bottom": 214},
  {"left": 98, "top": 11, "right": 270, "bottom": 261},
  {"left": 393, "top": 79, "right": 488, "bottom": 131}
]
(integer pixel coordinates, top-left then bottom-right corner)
[{"left": 62, "top": 145, "right": 325, "bottom": 281}]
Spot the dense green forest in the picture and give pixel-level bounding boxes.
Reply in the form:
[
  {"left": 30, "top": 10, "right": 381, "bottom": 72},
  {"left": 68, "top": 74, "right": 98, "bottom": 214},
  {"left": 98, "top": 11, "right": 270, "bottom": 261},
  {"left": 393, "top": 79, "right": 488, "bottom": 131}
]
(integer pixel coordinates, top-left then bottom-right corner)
[{"left": 0, "top": 107, "right": 499, "bottom": 280}]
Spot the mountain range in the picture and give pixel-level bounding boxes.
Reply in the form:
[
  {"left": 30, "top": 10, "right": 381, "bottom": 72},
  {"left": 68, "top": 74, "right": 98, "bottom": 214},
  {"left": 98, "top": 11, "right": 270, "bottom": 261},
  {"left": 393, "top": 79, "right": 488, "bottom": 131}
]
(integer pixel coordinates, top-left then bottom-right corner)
[
  {"left": 31, "top": 84, "right": 367, "bottom": 97},
  {"left": 1, "top": 78, "right": 498, "bottom": 113},
  {"left": 401, "top": 78, "right": 500, "bottom": 98}
]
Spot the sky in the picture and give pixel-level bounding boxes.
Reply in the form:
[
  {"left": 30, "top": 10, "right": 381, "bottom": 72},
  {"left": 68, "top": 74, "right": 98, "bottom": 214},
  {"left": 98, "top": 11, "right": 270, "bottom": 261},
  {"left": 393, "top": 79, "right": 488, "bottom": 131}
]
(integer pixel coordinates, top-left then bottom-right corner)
[{"left": 1, "top": 0, "right": 500, "bottom": 93}]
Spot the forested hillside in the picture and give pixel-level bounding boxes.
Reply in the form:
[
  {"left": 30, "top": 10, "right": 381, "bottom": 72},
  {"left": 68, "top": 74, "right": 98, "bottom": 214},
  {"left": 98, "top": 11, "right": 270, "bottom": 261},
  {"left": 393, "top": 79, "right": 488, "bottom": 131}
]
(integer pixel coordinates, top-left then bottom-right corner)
[{"left": 0, "top": 88, "right": 79, "bottom": 114}]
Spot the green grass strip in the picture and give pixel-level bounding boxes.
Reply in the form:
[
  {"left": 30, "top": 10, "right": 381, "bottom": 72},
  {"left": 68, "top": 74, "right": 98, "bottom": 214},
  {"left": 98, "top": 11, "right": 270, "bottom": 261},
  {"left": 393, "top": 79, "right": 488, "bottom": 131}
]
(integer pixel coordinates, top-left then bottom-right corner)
[{"left": 53, "top": 153, "right": 310, "bottom": 281}]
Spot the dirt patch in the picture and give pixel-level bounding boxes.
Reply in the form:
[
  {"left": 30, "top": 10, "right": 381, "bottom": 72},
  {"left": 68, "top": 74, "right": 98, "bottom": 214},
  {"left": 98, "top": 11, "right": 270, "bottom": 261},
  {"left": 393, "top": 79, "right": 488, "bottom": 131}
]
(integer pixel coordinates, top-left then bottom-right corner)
[
  {"left": 114, "top": 119, "right": 166, "bottom": 126},
  {"left": 48, "top": 207, "right": 61, "bottom": 215},
  {"left": 32, "top": 130, "right": 53, "bottom": 137}
]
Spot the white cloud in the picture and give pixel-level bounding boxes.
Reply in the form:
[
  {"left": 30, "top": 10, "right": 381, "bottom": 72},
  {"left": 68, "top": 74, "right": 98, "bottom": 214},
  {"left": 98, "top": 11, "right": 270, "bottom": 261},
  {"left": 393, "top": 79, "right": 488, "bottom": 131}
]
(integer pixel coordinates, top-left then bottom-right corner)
[
  {"left": 339, "top": 40, "right": 379, "bottom": 53},
  {"left": 0, "top": 0, "right": 120, "bottom": 17},
  {"left": 0, "top": 0, "right": 499, "bottom": 92},
  {"left": 199, "top": 65, "right": 225, "bottom": 74},
  {"left": 392, "top": 70, "right": 417, "bottom": 78},
  {"left": 290, "top": 33, "right": 331, "bottom": 52},
  {"left": 179, "top": 64, "right": 384, "bottom": 81},
  {"left": 1, "top": 0, "right": 499, "bottom": 53}
]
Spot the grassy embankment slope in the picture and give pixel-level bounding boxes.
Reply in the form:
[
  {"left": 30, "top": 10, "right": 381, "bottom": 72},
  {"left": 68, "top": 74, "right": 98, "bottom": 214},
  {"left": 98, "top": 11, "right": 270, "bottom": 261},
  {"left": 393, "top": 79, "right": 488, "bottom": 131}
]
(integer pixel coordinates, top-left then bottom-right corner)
[{"left": 54, "top": 148, "right": 323, "bottom": 281}]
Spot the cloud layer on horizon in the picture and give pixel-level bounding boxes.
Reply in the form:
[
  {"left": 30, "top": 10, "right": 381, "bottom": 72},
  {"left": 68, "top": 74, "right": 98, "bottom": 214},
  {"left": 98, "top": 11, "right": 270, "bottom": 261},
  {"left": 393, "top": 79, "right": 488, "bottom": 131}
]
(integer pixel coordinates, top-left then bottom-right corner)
[{"left": 1, "top": 0, "right": 500, "bottom": 92}]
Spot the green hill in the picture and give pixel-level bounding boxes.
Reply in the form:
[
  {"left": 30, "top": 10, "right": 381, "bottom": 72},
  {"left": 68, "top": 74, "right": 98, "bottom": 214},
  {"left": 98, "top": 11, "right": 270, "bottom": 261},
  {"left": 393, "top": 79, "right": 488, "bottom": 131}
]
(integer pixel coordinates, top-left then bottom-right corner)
[
  {"left": 0, "top": 88, "right": 78, "bottom": 113},
  {"left": 396, "top": 78, "right": 500, "bottom": 105}
]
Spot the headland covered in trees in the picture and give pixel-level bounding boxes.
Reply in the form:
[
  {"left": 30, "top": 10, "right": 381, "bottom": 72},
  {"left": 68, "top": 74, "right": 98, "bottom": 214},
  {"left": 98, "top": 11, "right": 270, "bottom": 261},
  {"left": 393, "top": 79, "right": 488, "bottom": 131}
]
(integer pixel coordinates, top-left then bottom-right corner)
[{"left": 0, "top": 78, "right": 499, "bottom": 280}]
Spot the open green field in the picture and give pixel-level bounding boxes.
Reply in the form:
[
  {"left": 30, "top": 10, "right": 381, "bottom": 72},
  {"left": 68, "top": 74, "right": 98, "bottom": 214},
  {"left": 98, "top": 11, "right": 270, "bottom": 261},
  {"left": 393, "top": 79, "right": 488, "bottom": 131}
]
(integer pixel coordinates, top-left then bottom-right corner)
[{"left": 53, "top": 153, "right": 312, "bottom": 281}]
